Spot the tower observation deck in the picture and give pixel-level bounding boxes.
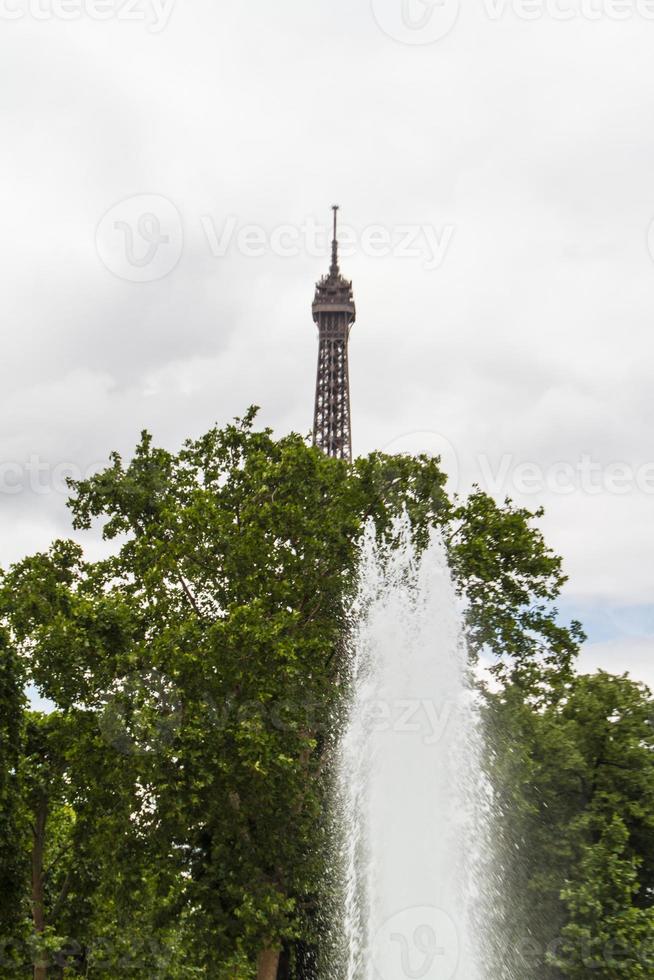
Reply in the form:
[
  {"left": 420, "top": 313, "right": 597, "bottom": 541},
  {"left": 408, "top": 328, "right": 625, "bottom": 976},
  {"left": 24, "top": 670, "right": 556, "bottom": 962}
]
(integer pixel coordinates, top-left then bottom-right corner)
[{"left": 311, "top": 206, "right": 356, "bottom": 461}]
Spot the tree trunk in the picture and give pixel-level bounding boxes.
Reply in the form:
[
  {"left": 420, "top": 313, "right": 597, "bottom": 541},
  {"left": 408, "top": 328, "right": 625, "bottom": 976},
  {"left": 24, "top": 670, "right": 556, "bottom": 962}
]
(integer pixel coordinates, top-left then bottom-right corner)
[
  {"left": 31, "top": 794, "right": 48, "bottom": 980},
  {"left": 257, "top": 948, "right": 280, "bottom": 980}
]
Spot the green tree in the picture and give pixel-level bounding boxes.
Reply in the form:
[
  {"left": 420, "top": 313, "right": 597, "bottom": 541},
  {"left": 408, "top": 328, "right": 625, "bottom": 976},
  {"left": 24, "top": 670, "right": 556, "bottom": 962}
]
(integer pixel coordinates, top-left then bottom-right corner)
[
  {"left": 0, "top": 628, "right": 25, "bottom": 970},
  {"left": 1, "top": 410, "right": 583, "bottom": 977},
  {"left": 13, "top": 710, "right": 161, "bottom": 979},
  {"left": 486, "top": 671, "right": 654, "bottom": 979}
]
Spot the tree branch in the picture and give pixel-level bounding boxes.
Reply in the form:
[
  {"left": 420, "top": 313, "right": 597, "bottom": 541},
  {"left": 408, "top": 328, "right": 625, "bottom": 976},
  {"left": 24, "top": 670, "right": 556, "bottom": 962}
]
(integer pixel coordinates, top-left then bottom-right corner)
[
  {"left": 176, "top": 570, "right": 203, "bottom": 618},
  {"left": 51, "top": 868, "right": 74, "bottom": 922}
]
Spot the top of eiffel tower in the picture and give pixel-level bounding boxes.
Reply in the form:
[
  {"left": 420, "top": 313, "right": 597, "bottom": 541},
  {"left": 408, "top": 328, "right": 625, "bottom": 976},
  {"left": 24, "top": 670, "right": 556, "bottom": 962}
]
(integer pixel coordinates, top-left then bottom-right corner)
[{"left": 312, "top": 205, "right": 356, "bottom": 322}]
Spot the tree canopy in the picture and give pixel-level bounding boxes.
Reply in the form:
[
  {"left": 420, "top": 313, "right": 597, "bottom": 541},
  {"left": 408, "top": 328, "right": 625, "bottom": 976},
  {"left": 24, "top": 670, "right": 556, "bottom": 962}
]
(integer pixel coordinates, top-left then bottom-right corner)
[{"left": 1, "top": 410, "right": 646, "bottom": 979}]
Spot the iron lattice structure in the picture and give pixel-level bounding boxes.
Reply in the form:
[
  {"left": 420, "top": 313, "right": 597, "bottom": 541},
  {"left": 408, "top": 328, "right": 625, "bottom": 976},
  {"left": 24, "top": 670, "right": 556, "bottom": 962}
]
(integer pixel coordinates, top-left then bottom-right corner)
[{"left": 311, "top": 206, "right": 356, "bottom": 460}]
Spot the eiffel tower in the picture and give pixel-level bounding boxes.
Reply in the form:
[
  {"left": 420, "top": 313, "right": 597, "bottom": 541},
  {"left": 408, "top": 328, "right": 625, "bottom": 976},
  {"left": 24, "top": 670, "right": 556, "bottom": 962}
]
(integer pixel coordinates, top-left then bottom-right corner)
[{"left": 311, "top": 206, "right": 356, "bottom": 460}]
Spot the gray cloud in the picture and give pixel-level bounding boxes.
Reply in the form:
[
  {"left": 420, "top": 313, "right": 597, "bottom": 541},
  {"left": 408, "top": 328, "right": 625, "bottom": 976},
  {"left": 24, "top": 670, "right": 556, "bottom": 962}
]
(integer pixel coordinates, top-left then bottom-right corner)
[{"left": 1, "top": 1, "right": 653, "bottom": 683}]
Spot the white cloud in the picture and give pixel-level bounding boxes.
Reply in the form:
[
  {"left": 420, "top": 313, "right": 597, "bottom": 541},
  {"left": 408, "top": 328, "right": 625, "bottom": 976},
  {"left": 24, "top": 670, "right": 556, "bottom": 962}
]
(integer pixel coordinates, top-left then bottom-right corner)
[{"left": 579, "top": 637, "right": 654, "bottom": 692}]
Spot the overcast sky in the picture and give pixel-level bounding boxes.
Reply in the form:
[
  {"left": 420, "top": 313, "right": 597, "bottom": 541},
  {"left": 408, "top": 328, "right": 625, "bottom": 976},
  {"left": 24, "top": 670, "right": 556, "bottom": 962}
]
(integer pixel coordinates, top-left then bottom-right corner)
[{"left": 2, "top": 0, "right": 653, "bottom": 689}]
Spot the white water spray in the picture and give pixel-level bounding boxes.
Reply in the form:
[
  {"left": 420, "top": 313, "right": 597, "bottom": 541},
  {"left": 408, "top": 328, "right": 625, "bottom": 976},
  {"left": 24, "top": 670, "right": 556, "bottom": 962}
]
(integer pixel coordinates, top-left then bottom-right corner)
[{"left": 335, "top": 517, "right": 485, "bottom": 980}]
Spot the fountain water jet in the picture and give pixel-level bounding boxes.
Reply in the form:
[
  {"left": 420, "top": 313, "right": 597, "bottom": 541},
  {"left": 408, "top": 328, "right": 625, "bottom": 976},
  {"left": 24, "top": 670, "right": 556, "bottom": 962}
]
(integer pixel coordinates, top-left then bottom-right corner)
[{"left": 334, "top": 516, "right": 485, "bottom": 980}]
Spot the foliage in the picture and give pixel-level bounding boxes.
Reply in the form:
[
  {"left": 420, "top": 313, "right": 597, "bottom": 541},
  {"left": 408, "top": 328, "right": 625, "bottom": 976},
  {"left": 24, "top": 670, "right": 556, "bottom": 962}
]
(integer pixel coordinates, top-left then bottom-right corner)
[
  {"left": 485, "top": 671, "right": 654, "bottom": 979},
  {"left": 0, "top": 628, "right": 25, "bottom": 958},
  {"left": 0, "top": 409, "right": 598, "bottom": 976}
]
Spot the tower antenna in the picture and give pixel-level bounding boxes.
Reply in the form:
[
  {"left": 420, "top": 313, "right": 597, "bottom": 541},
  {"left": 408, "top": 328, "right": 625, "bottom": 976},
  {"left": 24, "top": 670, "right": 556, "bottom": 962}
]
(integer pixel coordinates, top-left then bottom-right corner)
[{"left": 330, "top": 204, "right": 340, "bottom": 274}]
